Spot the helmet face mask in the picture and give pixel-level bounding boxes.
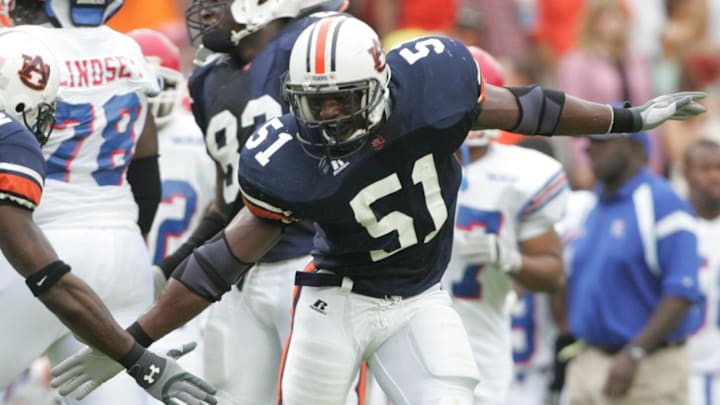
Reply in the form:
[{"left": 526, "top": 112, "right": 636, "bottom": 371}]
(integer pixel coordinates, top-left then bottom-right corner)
[
  {"left": 285, "top": 16, "right": 390, "bottom": 163},
  {"left": 23, "top": 101, "right": 56, "bottom": 146},
  {"left": 0, "top": 0, "right": 15, "bottom": 26},
  {"left": 185, "top": 0, "right": 231, "bottom": 47},
  {"left": 3, "top": 0, "right": 49, "bottom": 26},
  {"left": 287, "top": 79, "right": 383, "bottom": 160}
]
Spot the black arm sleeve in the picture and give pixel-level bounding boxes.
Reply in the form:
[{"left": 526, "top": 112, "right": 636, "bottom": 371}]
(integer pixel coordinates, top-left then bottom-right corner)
[
  {"left": 507, "top": 85, "right": 566, "bottom": 136},
  {"left": 126, "top": 155, "right": 161, "bottom": 235},
  {"left": 157, "top": 209, "right": 228, "bottom": 279}
]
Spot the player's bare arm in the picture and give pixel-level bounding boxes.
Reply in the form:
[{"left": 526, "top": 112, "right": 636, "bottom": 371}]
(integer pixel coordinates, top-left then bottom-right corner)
[
  {"left": 0, "top": 205, "right": 134, "bottom": 359},
  {"left": 513, "top": 228, "right": 564, "bottom": 292},
  {"left": 138, "top": 208, "right": 283, "bottom": 340},
  {"left": 604, "top": 296, "right": 692, "bottom": 397},
  {"left": 475, "top": 83, "right": 706, "bottom": 135}
]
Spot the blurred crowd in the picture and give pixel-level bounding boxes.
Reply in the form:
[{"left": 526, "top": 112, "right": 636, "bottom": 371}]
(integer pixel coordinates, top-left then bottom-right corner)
[
  {"left": 3, "top": 0, "right": 717, "bottom": 404},
  {"left": 110, "top": 0, "right": 719, "bottom": 199}
]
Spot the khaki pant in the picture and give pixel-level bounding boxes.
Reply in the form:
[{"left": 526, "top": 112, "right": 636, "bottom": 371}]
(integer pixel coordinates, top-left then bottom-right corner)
[{"left": 566, "top": 345, "right": 689, "bottom": 405}]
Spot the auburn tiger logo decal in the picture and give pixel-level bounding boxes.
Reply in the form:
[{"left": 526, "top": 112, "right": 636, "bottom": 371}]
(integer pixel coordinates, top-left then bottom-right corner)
[
  {"left": 18, "top": 54, "right": 50, "bottom": 91},
  {"left": 368, "top": 38, "right": 385, "bottom": 73}
]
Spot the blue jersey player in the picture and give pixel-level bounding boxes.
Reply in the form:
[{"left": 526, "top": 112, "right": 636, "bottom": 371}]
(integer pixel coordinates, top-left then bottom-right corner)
[
  {"left": 53, "top": 14, "right": 708, "bottom": 405},
  {"left": 0, "top": 26, "right": 215, "bottom": 405}
]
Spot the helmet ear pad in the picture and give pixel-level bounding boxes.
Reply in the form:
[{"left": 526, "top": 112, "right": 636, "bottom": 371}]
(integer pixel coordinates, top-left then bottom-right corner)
[
  {"left": 0, "top": 29, "right": 60, "bottom": 144},
  {"left": 285, "top": 16, "right": 391, "bottom": 161},
  {"left": 45, "top": 0, "right": 124, "bottom": 27}
]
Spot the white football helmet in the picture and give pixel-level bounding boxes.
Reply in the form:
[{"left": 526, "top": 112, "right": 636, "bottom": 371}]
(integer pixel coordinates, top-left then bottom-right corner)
[
  {"left": 45, "top": 0, "right": 123, "bottom": 27},
  {"left": 127, "top": 29, "right": 184, "bottom": 128},
  {"left": 0, "top": 29, "right": 60, "bottom": 145},
  {"left": 185, "top": 0, "right": 347, "bottom": 47},
  {"left": 285, "top": 15, "right": 390, "bottom": 160}
]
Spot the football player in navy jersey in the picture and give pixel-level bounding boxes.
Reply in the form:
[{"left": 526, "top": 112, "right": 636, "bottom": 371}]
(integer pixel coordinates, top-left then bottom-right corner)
[
  {"left": 156, "top": 1, "right": 354, "bottom": 403},
  {"left": 53, "top": 14, "right": 707, "bottom": 405},
  {"left": 0, "top": 27, "right": 216, "bottom": 405}
]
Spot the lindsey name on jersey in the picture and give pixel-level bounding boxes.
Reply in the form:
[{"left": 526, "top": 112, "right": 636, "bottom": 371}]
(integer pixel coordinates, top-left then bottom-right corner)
[
  {"left": 59, "top": 55, "right": 143, "bottom": 89},
  {"left": 239, "top": 36, "right": 481, "bottom": 296},
  {"left": 0, "top": 112, "right": 46, "bottom": 211}
]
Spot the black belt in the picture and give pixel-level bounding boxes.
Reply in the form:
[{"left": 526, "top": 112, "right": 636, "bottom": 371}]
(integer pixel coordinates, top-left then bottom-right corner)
[
  {"left": 596, "top": 339, "right": 687, "bottom": 356},
  {"left": 295, "top": 271, "right": 406, "bottom": 300}
]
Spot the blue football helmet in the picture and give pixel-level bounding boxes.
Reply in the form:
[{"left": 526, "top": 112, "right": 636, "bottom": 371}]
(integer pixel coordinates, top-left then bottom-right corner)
[{"left": 45, "top": 0, "right": 123, "bottom": 27}]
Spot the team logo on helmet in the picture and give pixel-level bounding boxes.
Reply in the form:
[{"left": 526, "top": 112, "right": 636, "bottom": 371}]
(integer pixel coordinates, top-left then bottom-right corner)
[
  {"left": 368, "top": 38, "right": 385, "bottom": 73},
  {"left": 18, "top": 54, "right": 50, "bottom": 91}
]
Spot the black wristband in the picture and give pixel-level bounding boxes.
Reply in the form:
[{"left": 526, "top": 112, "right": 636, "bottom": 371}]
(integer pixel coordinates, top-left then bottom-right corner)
[
  {"left": 25, "top": 260, "right": 71, "bottom": 296},
  {"left": 119, "top": 342, "right": 146, "bottom": 369},
  {"left": 126, "top": 321, "right": 154, "bottom": 348},
  {"left": 610, "top": 107, "right": 641, "bottom": 133}
]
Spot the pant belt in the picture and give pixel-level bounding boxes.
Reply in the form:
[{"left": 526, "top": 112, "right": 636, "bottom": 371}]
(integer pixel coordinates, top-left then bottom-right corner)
[
  {"left": 294, "top": 271, "right": 404, "bottom": 299},
  {"left": 596, "top": 339, "right": 686, "bottom": 355}
]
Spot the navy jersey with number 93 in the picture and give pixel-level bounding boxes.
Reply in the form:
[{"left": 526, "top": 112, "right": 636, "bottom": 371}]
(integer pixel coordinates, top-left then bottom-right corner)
[{"left": 240, "top": 36, "right": 482, "bottom": 297}]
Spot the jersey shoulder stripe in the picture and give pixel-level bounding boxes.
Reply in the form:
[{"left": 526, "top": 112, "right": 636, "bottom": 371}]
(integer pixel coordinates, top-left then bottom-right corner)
[
  {"left": 0, "top": 169, "right": 43, "bottom": 209},
  {"left": 519, "top": 168, "right": 568, "bottom": 219},
  {"left": 241, "top": 192, "right": 295, "bottom": 224}
]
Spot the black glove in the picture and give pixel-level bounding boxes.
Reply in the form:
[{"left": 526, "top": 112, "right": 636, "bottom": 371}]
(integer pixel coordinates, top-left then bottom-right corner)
[{"left": 549, "top": 333, "right": 577, "bottom": 393}]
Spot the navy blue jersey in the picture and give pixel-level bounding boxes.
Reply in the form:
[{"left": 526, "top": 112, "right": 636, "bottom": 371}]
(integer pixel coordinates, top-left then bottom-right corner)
[
  {"left": 188, "top": 46, "right": 314, "bottom": 262},
  {"left": 239, "top": 36, "right": 481, "bottom": 296},
  {"left": 0, "top": 112, "right": 46, "bottom": 211}
]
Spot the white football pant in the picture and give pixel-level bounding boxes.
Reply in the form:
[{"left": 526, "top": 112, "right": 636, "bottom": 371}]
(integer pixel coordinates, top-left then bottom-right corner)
[{"left": 280, "top": 281, "right": 480, "bottom": 405}]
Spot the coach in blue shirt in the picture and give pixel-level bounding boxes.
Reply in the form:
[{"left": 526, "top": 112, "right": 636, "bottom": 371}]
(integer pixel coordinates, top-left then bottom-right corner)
[{"left": 565, "top": 131, "right": 702, "bottom": 404}]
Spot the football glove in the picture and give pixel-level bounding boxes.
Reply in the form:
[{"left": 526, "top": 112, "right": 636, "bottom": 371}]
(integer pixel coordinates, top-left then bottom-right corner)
[
  {"left": 549, "top": 333, "right": 578, "bottom": 393},
  {"left": 50, "top": 342, "right": 216, "bottom": 405},
  {"left": 630, "top": 91, "right": 706, "bottom": 130},
  {"left": 457, "top": 230, "right": 522, "bottom": 274}
]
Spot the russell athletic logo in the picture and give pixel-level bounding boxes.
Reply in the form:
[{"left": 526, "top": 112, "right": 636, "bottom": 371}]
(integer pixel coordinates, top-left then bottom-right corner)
[{"left": 310, "top": 299, "right": 328, "bottom": 315}]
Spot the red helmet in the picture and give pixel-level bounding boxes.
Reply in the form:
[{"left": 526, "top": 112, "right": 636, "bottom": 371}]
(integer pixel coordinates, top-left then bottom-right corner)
[
  {"left": 466, "top": 46, "right": 505, "bottom": 147},
  {"left": 127, "top": 28, "right": 184, "bottom": 126}
]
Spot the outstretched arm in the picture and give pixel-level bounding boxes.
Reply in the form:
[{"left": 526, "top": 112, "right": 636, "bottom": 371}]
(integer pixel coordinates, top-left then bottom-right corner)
[
  {"left": 50, "top": 208, "right": 280, "bottom": 402},
  {"left": 1, "top": 205, "right": 216, "bottom": 404},
  {"left": 0, "top": 205, "right": 134, "bottom": 359},
  {"left": 138, "top": 208, "right": 283, "bottom": 341},
  {"left": 475, "top": 84, "right": 706, "bottom": 136}
]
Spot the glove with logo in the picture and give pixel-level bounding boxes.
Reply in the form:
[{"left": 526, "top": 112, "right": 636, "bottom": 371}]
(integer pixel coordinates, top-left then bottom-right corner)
[
  {"left": 626, "top": 91, "right": 706, "bottom": 131},
  {"left": 125, "top": 342, "right": 217, "bottom": 405},
  {"left": 457, "top": 230, "right": 523, "bottom": 274},
  {"left": 51, "top": 342, "right": 216, "bottom": 405}
]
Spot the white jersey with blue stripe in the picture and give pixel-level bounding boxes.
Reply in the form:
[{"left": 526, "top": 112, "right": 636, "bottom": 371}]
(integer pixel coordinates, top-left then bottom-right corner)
[
  {"left": 689, "top": 215, "right": 720, "bottom": 373},
  {"left": 13, "top": 25, "right": 161, "bottom": 228},
  {"left": 443, "top": 143, "right": 568, "bottom": 396},
  {"left": 146, "top": 109, "right": 216, "bottom": 265}
]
